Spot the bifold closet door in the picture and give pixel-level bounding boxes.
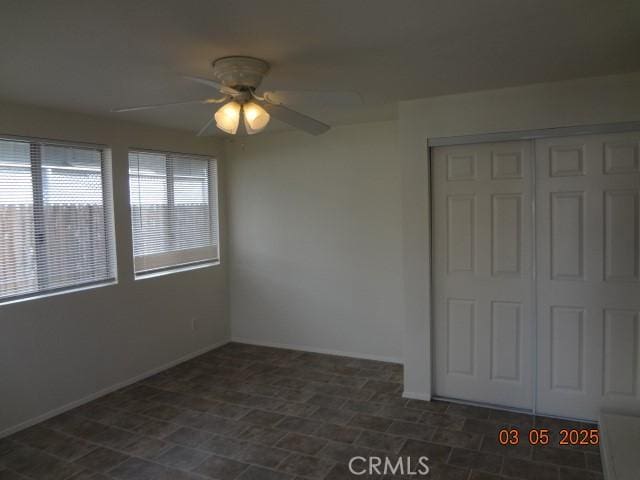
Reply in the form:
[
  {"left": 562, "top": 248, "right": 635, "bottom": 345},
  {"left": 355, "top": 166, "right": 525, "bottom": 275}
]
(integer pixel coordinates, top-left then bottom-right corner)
[
  {"left": 535, "top": 132, "right": 640, "bottom": 421},
  {"left": 432, "top": 141, "right": 534, "bottom": 410}
]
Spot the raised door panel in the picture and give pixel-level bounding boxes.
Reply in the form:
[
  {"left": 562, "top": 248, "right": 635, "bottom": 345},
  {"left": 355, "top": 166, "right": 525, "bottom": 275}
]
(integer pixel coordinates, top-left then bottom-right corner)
[
  {"left": 536, "top": 132, "right": 640, "bottom": 420},
  {"left": 491, "top": 301, "right": 521, "bottom": 382},
  {"left": 432, "top": 141, "right": 533, "bottom": 410}
]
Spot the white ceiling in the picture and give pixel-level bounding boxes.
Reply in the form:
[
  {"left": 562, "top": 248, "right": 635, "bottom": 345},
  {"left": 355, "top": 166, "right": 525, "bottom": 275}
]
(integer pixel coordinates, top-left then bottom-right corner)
[{"left": 1, "top": 0, "right": 638, "bottom": 135}]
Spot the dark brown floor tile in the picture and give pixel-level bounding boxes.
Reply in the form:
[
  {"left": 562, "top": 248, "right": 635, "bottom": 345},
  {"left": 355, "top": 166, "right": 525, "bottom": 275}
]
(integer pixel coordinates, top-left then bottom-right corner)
[
  {"left": 386, "top": 420, "right": 436, "bottom": 441},
  {"left": 207, "top": 402, "right": 252, "bottom": 420},
  {"left": 275, "top": 403, "right": 319, "bottom": 418},
  {"left": 276, "top": 389, "right": 315, "bottom": 403},
  {"left": 235, "top": 444, "right": 290, "bottom": 469},
  {"left": 133, "top": 419, "right": 180, "bottom": 439},
  {"left": 462, "top": 418, "right": 507, "bottom": 436},
  {"left": 11, "top": 426, "right": 96, "bottom": 461},
  {"left": 156, "top": 445, "right": 210, "bottom": 470},
  {"left": 479, "top": 435, "right": 531, "bottom": 460},
  {"left": 419, "top": 413, "right": 465, "bottom": 431},
  {"left": 275, "top": 416, "right": 322, "bottom": 435},
  {"left": 236, "top": 426, "right": 287, "bottom": 445},
  {"left": 366, "top": 392, "right": 404, "bottom": 405},
  {"left": 323, "top": 464, "right": 361, "bottom": 480},
  {"left": 185, "top": 414, "right": 247, "bottom": 437},
  {"left": 306, "top": 394, "right": 346, "bottom": 409},
  {"left": 468, "top": 472, "right": 511, "bottom": 480},
  {"left": 0, "top": 438, "right": 20, "bottom": 456},
  {"left": 355, "top": 430, "right": 405, "bottom": 453},
  {"left": 362, "top": 380, "right": 401, "bottom": 394},
  {"left": 425, "top": 462, "right": 469, "bottom": 480},
  {"left": 398, "top": 439, "right": 451, "bottom": 464},
  {"left": 271, "top": 378, "right": 309, "bottom": 390},
  {"left": 447, "top": 448, "right": 502, "bottom": 474},
  {"left": 0, "top": 470, "right": 26, "bottom": 480},
  {"left": 199, "top": 435, "right": 246, "bottom": 458},
  {"left": 311, "top": 408, "right": 354, "bottom": 426},
  {"left": 318, "top": 442, "right": 371, "bottom": 463},
  {"left": 141, "top": 404, "right": 184, "bottom": 421},
  {"left": 92, "top": 426, "right": 139, "bottom": 450},
  {"left": 240, "top": 396, "right": 286, "bottom": 412},
  {"left": 237, "top": 466, "right": 295, "bottom": 480},
  {"left": 558, "top": 466, "right": 603, "bottom": 480},
  {"left": 150, "top": 390, "right": 189, "bottom": 406},
  {"left": 532, "top": 446, "right": 585, "bottom": 469},
  {"left": 0, "top": 469, "right": 28, "bottom": 480},
  {"left": 1, "top": 444, "right": 85, "bottom": 480},
  {"left": 488, "top": 410, "right": 534, "bottom": 428},
  {"left": 56, "top": 417, "right": 110, "bottom": 441},
  {"left": 3, "top": 344, "right": 604, "bottom": 480},
  {"left": 108, "top": 457, "right": 171, "bottom": 479},
  {"left": 242, "top": 410, "right": 286, "bottom": 428},
  {"left": 67, "top": 471, "right": 108, "bottom": 480},
  {"left": 445, "top": 404, "right": 491, "bottom": 420},
  {"left": 431, "top": 429, "right": 482, "bottom": 450},
  {"left": 122, "top": 435, "right": 171, "bottom": 459},
  {"left": 75, "top": 447, "right": 129, "bottom": 472},
  {"left": 276, "top": 433, "right": 327, "bottom": 455},
  {"left": 404, "top": 399, "right": 449, "bottom": 413},
  {"left": 376, "top": 406, "right": 423, "bottom": 423},
  {"left": 165, "top": 427, "right": 213, "bottom": 448},
  {"left": 348, "top": 414, "right": 393, "bottom": 432},
  {"left": 277, "top": 453, "right": 334, "bottom": 479},
  {"left": 341, "top": 400, "right": 382, "bottom": 415},
  {"left": 502, "top": 457, "right": 559, "bottom": 480},
  {"left": 194, "top": 455, "right": 249, "bottom": 480},
  {"left": 313, "top": 424, "right": 361, "bottom": 444}
]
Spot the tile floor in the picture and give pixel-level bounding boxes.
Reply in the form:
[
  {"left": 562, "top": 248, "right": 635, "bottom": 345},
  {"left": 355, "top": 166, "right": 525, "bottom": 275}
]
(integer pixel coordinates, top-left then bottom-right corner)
[{"left": 0, "top": 343, "right": 603, "bottom": 480}]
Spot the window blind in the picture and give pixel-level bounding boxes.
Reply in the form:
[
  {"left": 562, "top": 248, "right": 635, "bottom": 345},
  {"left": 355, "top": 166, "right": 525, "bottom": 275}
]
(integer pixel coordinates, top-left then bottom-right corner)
[
  {"left": 128, "top": 150, "right": 218, "bottom": 274},
  {"left": 0, "top": 137, "right": 116, "bottom": 302}
]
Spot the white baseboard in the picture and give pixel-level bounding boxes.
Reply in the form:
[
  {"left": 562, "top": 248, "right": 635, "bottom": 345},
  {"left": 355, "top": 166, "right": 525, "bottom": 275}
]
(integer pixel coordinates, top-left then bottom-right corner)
[
  {"left": 403, "top": 391, "right": 431, "bottom": 401},
  {"left": 0, "top": 338, "right": 230, "bottom": 439},
  {"left": 231, "top": 337, "right": 403, "bottom": 365}
]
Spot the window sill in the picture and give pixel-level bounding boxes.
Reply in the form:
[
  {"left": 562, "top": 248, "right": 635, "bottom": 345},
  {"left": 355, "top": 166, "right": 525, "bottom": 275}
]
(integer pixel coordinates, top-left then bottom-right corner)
[
  {"left": 134, "top": 260, "right": 220, "bottom": 280},
  {"left": 0, "top": 280, "right": 118, "bottom": 307}
]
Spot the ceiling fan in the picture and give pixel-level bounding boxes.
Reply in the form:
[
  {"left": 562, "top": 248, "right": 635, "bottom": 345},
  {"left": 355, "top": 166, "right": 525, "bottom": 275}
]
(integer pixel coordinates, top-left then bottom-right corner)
[{"left": 112, "top": 56, "right": 362, "bottom": 136}]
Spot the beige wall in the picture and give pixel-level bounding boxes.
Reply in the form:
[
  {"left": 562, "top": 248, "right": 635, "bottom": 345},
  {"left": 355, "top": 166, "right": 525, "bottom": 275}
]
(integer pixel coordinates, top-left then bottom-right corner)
[
  {"left": 0, "top": 102, "right": 228, "bottom": 435},
  {"left": 399, "top": 72, "right": 640, "bottom": 399},
  {"left": 225, "top": 121, "right": 404, "bottom": 362}
]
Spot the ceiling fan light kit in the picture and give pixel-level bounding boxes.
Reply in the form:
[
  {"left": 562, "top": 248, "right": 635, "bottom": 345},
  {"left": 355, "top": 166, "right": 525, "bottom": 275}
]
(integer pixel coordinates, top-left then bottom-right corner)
[
  {"left": 242, "top": 101, "right": 270, "bottom": 135},
  {"left": 214, "top": 100, "right": 242, "bottom": 134},
  {"left": 112, "top": 56, "right": 359, "bottom": 136}
]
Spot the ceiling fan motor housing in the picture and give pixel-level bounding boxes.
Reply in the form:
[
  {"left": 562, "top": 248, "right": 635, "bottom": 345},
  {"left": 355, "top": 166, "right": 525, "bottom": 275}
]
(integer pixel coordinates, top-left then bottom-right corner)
[{"left": 212, "top": 56, "right": 270, "bottom": 89}]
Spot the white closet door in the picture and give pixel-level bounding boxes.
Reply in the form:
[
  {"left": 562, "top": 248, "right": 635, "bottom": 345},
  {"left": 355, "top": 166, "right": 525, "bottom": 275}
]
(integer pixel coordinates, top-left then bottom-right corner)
[
  {"left": 536, "top": 132, "right": 640, "bottom": 421},
  {"left": 432, "top": 141, "right": 534, "bottom": 410}
]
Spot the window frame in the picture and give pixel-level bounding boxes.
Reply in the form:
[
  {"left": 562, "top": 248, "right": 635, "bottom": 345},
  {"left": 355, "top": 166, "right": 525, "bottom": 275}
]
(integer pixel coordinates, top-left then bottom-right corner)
[
  {"left": 0, "top": 134, "right": 117, "bottom": 305},
  {"left": 127, "top": 148, "right": 220, "bottom": 278}
]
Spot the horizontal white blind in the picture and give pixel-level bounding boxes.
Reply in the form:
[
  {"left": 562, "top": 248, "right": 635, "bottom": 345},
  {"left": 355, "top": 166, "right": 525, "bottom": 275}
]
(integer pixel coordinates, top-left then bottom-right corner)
[
  {"left": 128, "top": 150, "right": 218, "bottom": 274},
  {"left": 0, "top": 137, "right": 116, "bottom": 302}
]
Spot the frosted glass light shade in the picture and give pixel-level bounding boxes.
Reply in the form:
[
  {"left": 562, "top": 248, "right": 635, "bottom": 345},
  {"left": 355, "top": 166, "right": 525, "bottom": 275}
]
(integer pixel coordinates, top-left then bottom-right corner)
[
  {"left": 214, "top": 101, "right": 241, "bottom": 134},
  {"left": 243, "top": 101, "right": 270, "bottom": 135}
]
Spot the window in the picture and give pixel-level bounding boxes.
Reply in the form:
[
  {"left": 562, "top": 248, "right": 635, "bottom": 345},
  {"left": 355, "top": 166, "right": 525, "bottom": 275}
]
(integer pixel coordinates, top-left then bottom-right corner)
[
  {"left": 0, "top": 137, "right": 116, "bottom": 302},
  {"left": 128, "top": 150, "right": 219, "bottom": 275}
]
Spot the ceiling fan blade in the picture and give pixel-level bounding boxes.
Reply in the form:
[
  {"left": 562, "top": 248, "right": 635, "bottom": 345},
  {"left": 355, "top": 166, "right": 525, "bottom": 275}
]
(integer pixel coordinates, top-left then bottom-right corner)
[
  {"left": 182, "top": 75, "right": 240, "bottom": 96},
  {"left": 261, "top": 101, "right": 330, "bottom": 136},
  {"left": 111, "top": 98, "right": 224, "bottom": 113},
  {"left": 262, "top": 90, "right": 362, "bottom": 107},
  {"left": 196, "top": 116, "right": 215, "bottom": 137}
]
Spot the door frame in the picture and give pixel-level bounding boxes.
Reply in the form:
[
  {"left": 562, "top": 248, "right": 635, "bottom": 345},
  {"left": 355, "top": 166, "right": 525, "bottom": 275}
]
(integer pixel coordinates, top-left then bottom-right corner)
[{"left": 426, "top": 120, "right": 640, "bottom": 418}]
